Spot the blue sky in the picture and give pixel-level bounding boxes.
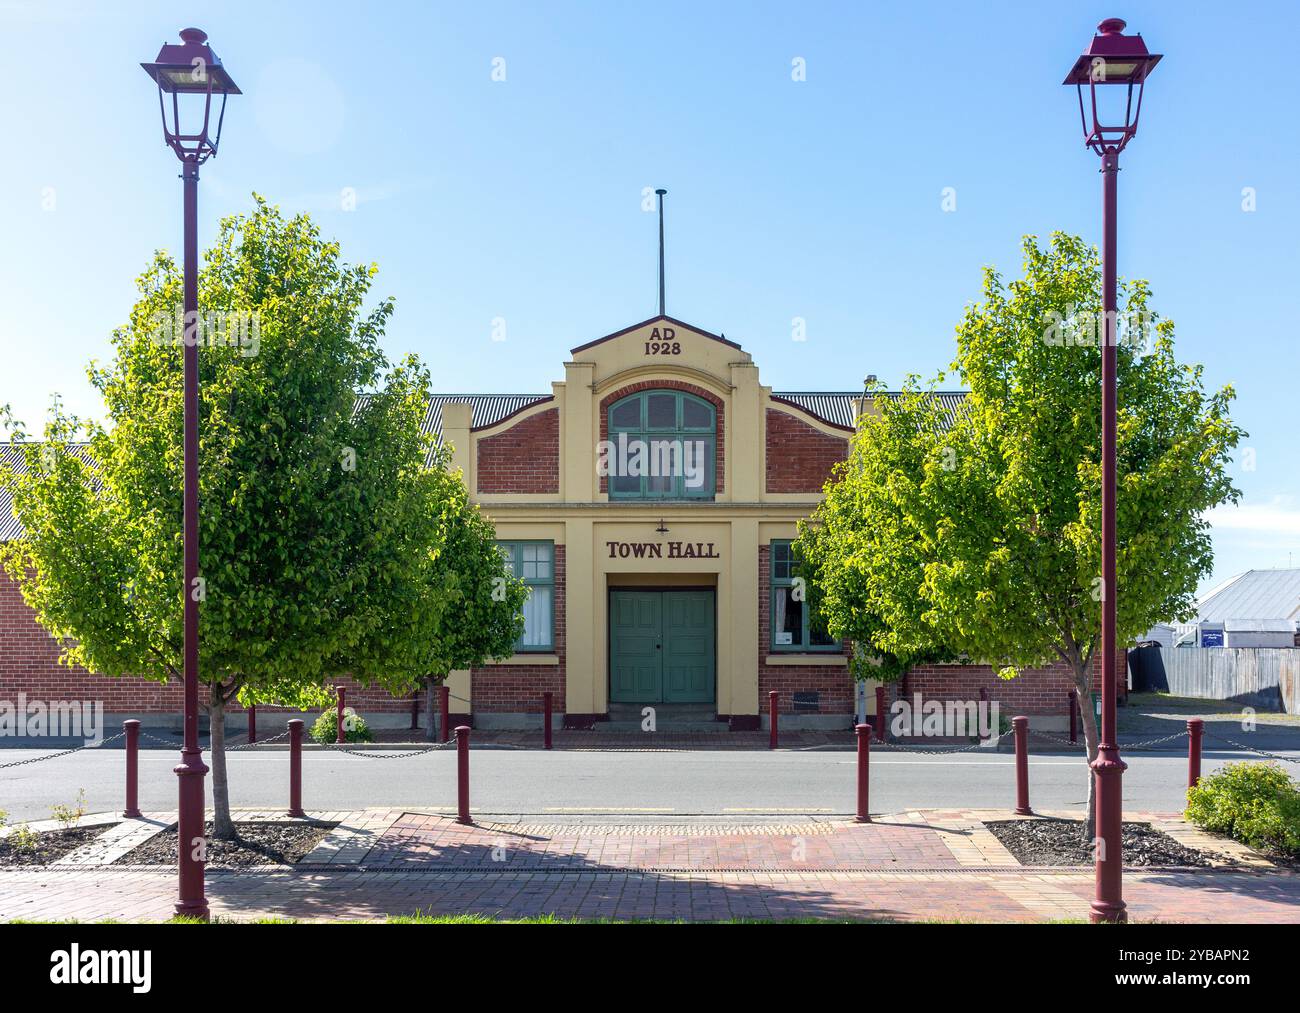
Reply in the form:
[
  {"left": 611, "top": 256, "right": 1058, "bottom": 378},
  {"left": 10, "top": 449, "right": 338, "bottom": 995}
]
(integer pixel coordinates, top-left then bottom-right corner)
[{"left": 1, "top": 0, "right": 1297, "bottom": 593}]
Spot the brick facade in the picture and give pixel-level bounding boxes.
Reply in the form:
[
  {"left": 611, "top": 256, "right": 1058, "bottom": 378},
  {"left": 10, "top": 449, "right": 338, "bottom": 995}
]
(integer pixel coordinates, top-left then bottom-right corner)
[
  {"left": 765, "top": 407, "right": 850, "bottom": 493},
  {"left": 757, "top": 544, "right": 855, "bottom": 715},
  {"left": 598, "top": 380, "right": 725, "bottom": 494},
  {"left": 0, "top": 570, "right": 428, "bottom": 717},
  {"left": 469, "top": 544, "right": 566, "bottom": 713},
  {"left": 755, "top": 545, "right": 1124, "bottom": 720},
  {"left": 476, "top": 407, "right": 559, "bottom": 495}
]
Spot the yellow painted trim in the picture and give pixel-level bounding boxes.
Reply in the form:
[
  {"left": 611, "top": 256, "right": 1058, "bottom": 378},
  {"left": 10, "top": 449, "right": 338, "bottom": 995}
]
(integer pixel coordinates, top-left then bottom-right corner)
[
  {"left": 484, "top": 654, "right": 560, "bottom": 666},
  {"left": 764, "top": 654, "right": 848, "bottom": 667}
]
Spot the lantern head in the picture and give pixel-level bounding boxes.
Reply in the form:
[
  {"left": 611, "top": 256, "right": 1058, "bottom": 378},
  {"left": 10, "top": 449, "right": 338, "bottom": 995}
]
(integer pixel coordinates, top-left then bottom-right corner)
[
  {"left": 141, "top": 28, "right": 240, "bottom": 164},
  {"left": 1063, "top": 18, "right": 1161, "bottom": 156}
]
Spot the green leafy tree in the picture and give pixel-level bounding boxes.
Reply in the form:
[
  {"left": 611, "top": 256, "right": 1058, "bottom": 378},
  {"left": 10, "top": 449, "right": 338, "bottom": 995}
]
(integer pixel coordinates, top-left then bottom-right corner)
[
  {"left": 798, "top": 234, "right": 1244, "bottom": 836},
  {"left": 409, "top": 470, "right": 527, "bottom": 739},
  {"left": 1, "top": 198, "right": 463, "bottom": 839}
]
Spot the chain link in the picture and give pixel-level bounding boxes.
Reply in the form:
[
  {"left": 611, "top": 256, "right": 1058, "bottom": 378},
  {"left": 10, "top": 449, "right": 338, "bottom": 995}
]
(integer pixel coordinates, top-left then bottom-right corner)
[
  {"left": 326, "top": 741, "right": 454, "bottom": 758},
  {"left": 0, "top": 731, "right": 125, "bottom": 770},
  {"left": 1204, "top": 731, "right": 1300, "bottom": 765},
  {"left": 228, "top": 729, "right": 292, "bottom": 750},
  {"left": 871, "top": 729, "right": 1015, "bottom": 754}
]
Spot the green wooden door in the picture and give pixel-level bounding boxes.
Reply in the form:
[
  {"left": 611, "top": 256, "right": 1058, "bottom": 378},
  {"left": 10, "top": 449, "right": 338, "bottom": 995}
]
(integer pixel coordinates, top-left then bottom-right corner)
[
  {"left": 609, "top": 591, "right": 663, "bottom": 702},
  {"left": 609, "top": 590, "right": 715, "bottom": 704},
  {"left": 661, "top": 591, "right": 715, "bottom": 703}
]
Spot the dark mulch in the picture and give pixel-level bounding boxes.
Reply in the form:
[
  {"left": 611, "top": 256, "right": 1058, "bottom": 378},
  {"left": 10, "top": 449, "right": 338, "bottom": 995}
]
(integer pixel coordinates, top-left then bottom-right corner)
[
  {"left": 0, "top": 825, "right": 116, "bottom": 867},
  {"left": 985, "top": 817, "right": 1216, "bottom": 867},
  {"left": 115, "top": 821, "right": 338, "bottom": 868}
]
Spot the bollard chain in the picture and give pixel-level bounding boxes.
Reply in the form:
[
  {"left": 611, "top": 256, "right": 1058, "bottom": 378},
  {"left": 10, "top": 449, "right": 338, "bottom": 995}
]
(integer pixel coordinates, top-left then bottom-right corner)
[
  {"left": 229, "top": 729, "right": 292, "bottom": 750},
  {"left": 328, "top": 741, "right": 455, "bottom": 758},
  {"left": 0, "top": 731, "right": 126, "bottom": 770},
  {"left": 1204, "top": 731, "right": 1300, "bottom": 765},
  {"left": 871, "top": 730, "right": 1014, "bottom": 754}
]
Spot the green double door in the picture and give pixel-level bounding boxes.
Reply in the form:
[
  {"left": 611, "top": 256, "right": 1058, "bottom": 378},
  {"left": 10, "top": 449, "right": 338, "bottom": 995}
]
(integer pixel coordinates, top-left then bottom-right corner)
[{"left": 609, "top": 590, "right": 715, "bottom": 704}]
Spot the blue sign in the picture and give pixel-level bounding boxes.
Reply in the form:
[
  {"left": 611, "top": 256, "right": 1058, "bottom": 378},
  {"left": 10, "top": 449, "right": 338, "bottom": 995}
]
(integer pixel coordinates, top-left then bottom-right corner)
[{"left": 1200, "top": 628, "right": 1224, "bottom": 647}]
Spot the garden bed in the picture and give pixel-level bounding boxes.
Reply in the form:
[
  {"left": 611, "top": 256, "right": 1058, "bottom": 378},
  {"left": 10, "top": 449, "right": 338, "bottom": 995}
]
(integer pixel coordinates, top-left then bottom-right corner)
[
  {"left": 0, "top": 825, "right": 117, "bottom": 867},
  {"left": 984, "top": 817, "right": 1215, "bottom": 867},
  {"left": 115, "top": 821, "right": 338, "bottom": 868}
]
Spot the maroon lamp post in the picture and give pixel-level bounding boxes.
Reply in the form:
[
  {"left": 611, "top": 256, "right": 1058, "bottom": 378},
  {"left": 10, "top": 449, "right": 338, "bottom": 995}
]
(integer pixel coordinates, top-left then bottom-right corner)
[
  {"left": 141, "top": 27, "right": 241, "bottom": 921},
  {"left": 1063, "top": 18, "right": 1161, "bottom": 925}
]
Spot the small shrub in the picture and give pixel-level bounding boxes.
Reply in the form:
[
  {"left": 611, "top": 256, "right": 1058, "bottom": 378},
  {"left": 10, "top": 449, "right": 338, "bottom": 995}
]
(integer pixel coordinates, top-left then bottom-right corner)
[
  {"left": 310, "top": 706, "right": 374, "bottom": 745},
  {"left": 50, "top": 789, "right": 88, "bottom": 830},
  {"left": 1186, "top": 761, "right": 1300, "bottom": 857},
  {"left": 7, "top": 824, "right": 39, "bottom": 855}
]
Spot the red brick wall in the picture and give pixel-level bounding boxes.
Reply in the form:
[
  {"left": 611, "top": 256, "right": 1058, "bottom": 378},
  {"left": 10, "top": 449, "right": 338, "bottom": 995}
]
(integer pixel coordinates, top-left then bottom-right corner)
[
  {"left": 470, "top": 544, "right": 565, "bottom": 713},
  {"left": 765, "top": 407, "right": 849, "bottom": 493},
  {"left": 476, "top": 407, "right": 560, "bottom": 495},
  {"left": 0, "top": 570, "right": 425, "bottom": 716},
  {"left": 598, "top": 380, "right": 724, "bottom": 494},
  {"left": 757, "top": 545, "right": 855, "bottom": 715},
  {"left": 756, "top": 546, "right": 1125, "bottom": 718}
]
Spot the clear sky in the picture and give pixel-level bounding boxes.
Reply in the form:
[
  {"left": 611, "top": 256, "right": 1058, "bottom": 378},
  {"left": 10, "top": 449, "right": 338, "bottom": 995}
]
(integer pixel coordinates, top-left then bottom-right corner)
[{"left": 1, "top": 0, "right": 1296, "bottom": 593}]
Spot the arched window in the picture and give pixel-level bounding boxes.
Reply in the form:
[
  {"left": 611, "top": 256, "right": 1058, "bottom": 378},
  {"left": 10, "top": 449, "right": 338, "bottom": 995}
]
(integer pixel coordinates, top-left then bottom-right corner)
[{"left": 606, "top": 390, "right": 716, "bottom": 499}]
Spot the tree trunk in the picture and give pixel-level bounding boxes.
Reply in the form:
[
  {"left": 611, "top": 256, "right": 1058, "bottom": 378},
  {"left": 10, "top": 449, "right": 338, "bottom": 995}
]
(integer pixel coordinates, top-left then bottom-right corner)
[
  {"left": 208, "top": 686, "right": 237, "bottom": 841},
  {"left": 1072, "top": 666, "right": 1100, "bottom": 844},
  {"left": 425, "top": 676, "right": 437, "bottom": 742}
]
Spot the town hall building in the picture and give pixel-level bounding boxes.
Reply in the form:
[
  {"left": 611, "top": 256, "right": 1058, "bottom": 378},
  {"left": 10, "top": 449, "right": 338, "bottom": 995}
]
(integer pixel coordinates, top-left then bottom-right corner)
[{"left": 0, "top": 313, "right": 1106, "bottom": 733}]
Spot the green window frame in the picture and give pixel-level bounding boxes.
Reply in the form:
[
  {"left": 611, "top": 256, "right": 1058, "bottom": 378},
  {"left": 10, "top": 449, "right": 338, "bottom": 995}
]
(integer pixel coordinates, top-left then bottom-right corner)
[
  {"left": 497, "top": 540, "right": 555, "bottom": 652},
  {"left": 770, "top": 540, "right": 839, "bottom": 652},
  {"left": 606, "top": 390, "right": 716, "bottom": 500}
]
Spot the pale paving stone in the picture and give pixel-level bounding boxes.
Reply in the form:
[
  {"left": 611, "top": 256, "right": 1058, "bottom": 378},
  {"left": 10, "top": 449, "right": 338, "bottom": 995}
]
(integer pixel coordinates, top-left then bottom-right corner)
[{"left": 53, "top": 813, "right": 173, "bottom": 867}]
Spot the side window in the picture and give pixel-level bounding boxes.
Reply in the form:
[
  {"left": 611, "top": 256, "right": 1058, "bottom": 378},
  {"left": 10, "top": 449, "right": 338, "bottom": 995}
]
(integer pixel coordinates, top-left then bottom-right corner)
[
  {"left": 498, "top": 541, "right": 554, "bottom": 651},
  {"left": 770, "top": 540, "right": 837, "bottom": 652}
]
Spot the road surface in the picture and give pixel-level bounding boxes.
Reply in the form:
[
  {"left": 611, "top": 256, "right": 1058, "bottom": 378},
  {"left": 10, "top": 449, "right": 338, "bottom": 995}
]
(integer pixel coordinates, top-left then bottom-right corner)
[{"left": 3, "top": 744, "right": 1294, "bottom": 820}]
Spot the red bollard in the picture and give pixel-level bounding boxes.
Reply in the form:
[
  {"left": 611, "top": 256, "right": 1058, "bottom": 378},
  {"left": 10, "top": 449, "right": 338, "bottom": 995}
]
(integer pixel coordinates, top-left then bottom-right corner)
[
  {"left": 874, "top": 685, "right": 886, "bottom": 741},
  {"left": 248, "top": 704, "right": 256, "bottom": 744},
  {"left": 1187, "top": 718, "right": 1204, "bottom": 792},
  {"left": 543, "top": 691, "right": 553, "bottom": 750},
  {"left": 335, "top": 687, "right": 346, "bottom": 744},
  {"left": 438, "top": 685, "right": 450, "bottom": 744},
  {"left": 122, "top": 720, "right": 142, "bottom": 818},
  {"left": 768, "top": 690, "right": 779, "bottom": 749},
  {"left": 287, "top": 719, "right": 305, "bottom": 817},
  {"left": 1013, "top": 716, "right": 1033, "bottom": 815},
  {"left": 1068, "top": 689, "right": 1078, "bottom": 744},
  {"left": 854, "top": 723, "right": 872, "bottom": 823},
  {"left": 455, "top": 725, "right": 473, "bottom": 825}
]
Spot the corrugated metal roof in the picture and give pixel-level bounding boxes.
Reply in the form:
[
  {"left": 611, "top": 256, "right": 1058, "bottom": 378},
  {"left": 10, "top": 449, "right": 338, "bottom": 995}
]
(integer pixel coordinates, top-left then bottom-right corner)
[
  {"left": 1195, "top": 569, "right": 1300, "bottom": 624},
  {"left": 0, "top": 442, "right": 99, "bottom": 542},
  {"left": 771, "top": 391, "right": 967, "bottom": 430}
]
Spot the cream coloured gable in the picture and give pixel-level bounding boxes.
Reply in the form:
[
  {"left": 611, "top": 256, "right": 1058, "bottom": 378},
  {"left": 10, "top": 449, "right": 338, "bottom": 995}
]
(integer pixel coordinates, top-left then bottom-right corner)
[{"left": 569, "top": 316, "right": 754, "bottom": 395}]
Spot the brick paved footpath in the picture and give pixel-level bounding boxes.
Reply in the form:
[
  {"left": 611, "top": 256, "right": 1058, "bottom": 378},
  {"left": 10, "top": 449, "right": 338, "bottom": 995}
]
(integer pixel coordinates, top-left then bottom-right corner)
[{"left": 1, "top": 808, "right": 1297, "bottom": 923}]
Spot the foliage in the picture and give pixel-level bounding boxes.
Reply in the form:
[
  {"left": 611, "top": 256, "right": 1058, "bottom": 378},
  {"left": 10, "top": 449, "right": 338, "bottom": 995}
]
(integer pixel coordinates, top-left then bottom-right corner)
[
  {"left": 50, "top": 789, "right": 87, "bottom": 831},
  {"left": 799, "top": 234, "right": 1243, "bottom": 686},
  {"left": 0, "top": 197, "right": 471, "bottom": 835},
  {"left": 310, "top": 705, "right": 375, "bottom": 745},
  {"left": 796, "top": 233, "right": 1244, "bottom": 834},
  {"left": 1186, "top": 762, "right": 1300, "bottom": 857}
]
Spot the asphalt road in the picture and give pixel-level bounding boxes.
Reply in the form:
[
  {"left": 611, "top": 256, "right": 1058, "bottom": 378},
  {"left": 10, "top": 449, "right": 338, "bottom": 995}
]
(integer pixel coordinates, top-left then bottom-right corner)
[{"left": 3, "top": 745, "right": 1295, "bottom": 821}]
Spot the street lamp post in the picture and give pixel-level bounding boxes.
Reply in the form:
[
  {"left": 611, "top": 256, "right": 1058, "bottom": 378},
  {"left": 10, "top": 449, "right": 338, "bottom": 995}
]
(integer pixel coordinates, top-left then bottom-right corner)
[
  {"left": 141, "top": 28, "right": 240, "bottom": 921},
  {"left": 1062, "top": 17, "right": 1161, "bottom": 925}
]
